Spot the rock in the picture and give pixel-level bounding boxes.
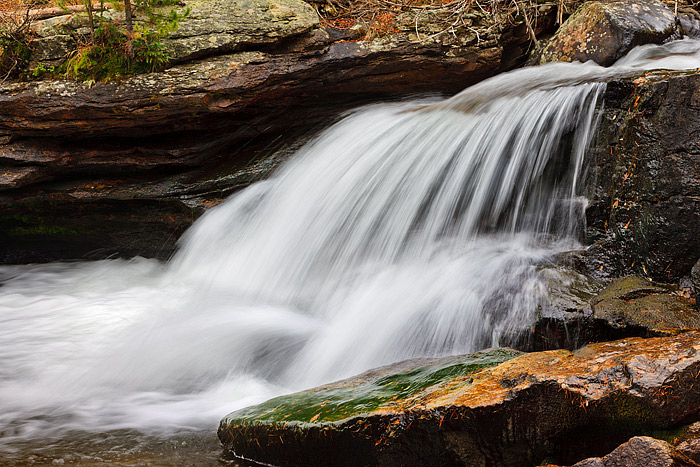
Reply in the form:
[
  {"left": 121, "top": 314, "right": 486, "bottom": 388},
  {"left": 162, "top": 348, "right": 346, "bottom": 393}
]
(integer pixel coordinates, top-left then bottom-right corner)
[
  {"left": 164, "top": 0, "right": 324, "bottom": 63},
  {"left": 219, "top": 332, "right": 700, "bottom": 467},
  {"left": 591, "top": 276, "right": 700, "bottom": 334},
  {"left": 678, "top": 439, "right": 700, "bottom": 464},
  {"left": 29, "top": 35, "right": 75, "bottom": 67},
  {"left": 692, "top": 260, "right": 700, "bottom": 302},
  {"left": 0, "top": 3, "right": 552, "bottom": 262},
  {"left": 573, "top": 459, "right": 605, "bottom": 467},
  {"left": 510, "top": 270, "right": 700, "bottom": 352},
  {"left": 27, "top": 0, "right": 324, "bottom": 67},
  {"left": 535, "top": 0, "right": 678, "bottom": 66},
  {"left": 573, "top": 436, "right": 699, "bottom": 467},
  {"left": 506, "top": 265, "right": 605, "bottom": 351},
  {"left": 679, "top": 9, "right": 700, "bottom": 39},
  {"left": 583, "top": 70, "right": 700, "bottom": 282}
]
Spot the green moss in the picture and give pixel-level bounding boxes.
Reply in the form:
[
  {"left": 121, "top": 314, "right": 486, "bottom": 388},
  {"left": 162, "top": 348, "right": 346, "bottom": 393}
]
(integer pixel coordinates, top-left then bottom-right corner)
[
  {"left": 10, "top": 225, "right": 79, "bottom": 236},
  {"left": 226, "top": 348, "right": 521, "bottom": 427},
  {"left": 597, "top": 392, "right": 661, "bottom": 434},
  {"left": 1, "top": 212, "right": 91, "bottom": 238}
]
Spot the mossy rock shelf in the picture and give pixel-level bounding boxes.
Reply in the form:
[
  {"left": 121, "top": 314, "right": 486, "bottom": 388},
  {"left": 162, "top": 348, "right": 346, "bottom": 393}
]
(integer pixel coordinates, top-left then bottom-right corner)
[{"left": 220, "top": 332, "right": 700, "bottom": 466}]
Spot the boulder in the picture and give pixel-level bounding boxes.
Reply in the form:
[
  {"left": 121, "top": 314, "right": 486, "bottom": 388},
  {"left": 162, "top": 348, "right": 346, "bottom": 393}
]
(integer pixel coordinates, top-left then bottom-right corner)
[
  {"left": 679, "top": 9, "right": 700, "bottom": 38},
  {"left": 27, "top": 0, "right": 325, "bottom": 66},
  {"left": 219, "top": 332, "right": 700, "bottom": 467},
  {"left": 572, "top": 436, "right": 699, "bottom": 467},
  {"left": 163, "top": 0, "right": 326, "bottom": 63},
  {"left": 511, "top": 270, "right": 700, "bottom": 352},
  {"left": 535, "top": 0, "right": 678, "bottom": 66},
  {"left": 591, "top": 276, "right": 700, "bottom": 334},
  {"left": 692, "top": 260, "right": 700, "bottom": 302}
]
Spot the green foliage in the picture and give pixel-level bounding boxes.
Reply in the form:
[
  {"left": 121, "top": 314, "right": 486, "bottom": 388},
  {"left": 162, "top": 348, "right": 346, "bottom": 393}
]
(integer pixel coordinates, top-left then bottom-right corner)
[
  {"left": 27, "top": 62, "right": 56, "bottom": 79},
  {"left": 0, "top": 35, "right": 32, "bottom": 79},
  {"left": 63, "top": 0, "right": 189, "bottom": 81}
]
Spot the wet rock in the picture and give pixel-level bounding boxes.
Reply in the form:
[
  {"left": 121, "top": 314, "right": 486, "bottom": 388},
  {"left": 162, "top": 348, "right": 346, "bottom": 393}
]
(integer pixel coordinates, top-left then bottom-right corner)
[
  {"left": 679, "top": 9, "right": 700, "bottom": 39},
  {"left": 511, "top": 269, "right": 700, "bottom": 351},
  {"left": 535, "top": 0, "right": 678, "bottom": 66},
  {"left": 584, "top": 70, "right": 700, "bottom": 282},
  {"left": 591, "top": 276, "right": 700, "bottom": 334},
  {"left": 573, "top": 436, "right": 699, "bottom": 467},
  {"left": 219, "top": 332, "right": 700, "bottom": 467},
  {"left": 507, "top": 265, "right": 604, "bottom": 351},
  {"left": 692, "top": 260, "right": 700, "bottom": 302}
]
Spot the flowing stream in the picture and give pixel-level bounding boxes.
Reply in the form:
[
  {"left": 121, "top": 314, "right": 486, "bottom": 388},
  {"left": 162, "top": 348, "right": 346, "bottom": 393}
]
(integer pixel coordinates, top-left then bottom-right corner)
[{"left": 2, "top": 39, "right": 700, "bottom": 465}]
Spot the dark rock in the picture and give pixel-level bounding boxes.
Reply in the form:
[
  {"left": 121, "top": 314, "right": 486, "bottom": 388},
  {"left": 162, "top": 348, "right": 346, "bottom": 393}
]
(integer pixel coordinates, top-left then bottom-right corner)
[
  {"left": 219, "top": 332, "right": 700, "bottom": 467},
  {"left": 692, "top": 259, "right": 700, "bottom": 303},
  {"left": 583, "top": 70, "right": 700, "bottom": 282},
  {"left": 678, "top": 439, "right": 700, "bottom": 464},
  {"left": 573, "top": 459, "right": 605, "bottom": 467},
  {"left": 535, "top": 0, "right": 679, "bottom": 66},
  {"left": 573, "top": 436, "right": 699, "bottom": 467},
  {"left": 510, "top": 270, "right": 700, "bottom": 352}
]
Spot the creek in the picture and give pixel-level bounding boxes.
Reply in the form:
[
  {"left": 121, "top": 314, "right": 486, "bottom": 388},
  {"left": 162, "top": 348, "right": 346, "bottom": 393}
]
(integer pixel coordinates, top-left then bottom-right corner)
[{"left": 1, "top": 39, "right": 700, "bottom": 465}]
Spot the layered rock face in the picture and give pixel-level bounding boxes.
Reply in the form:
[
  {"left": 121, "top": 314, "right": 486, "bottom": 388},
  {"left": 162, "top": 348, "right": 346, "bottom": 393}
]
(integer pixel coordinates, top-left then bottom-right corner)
[{"left": 0, "top": 0, "right": 554, "bottom": 263}]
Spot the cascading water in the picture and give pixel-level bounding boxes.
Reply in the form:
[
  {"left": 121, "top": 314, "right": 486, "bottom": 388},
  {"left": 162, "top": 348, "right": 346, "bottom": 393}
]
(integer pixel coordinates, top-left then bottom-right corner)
[{"left": 2, "top": 38, "right": 700, "bottom": 464}]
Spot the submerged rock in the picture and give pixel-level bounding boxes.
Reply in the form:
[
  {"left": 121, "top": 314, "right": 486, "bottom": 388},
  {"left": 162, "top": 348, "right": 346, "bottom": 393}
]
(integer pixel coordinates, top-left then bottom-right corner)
[
  {"left": 535, "top": 0, "right": 679, "bottom": 66},
  {"left": 219, "top": 332, "right": 700, "bottom": 467}
]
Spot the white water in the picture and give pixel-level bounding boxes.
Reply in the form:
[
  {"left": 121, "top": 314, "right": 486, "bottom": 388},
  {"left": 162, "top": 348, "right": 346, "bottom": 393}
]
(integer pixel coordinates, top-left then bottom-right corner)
[{"left": 1, "top": 39, "right": 700, "bottom": 451}]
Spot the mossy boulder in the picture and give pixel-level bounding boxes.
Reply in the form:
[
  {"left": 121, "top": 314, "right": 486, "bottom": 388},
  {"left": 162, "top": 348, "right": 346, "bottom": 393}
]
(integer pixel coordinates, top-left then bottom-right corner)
[
  {"left": 535, "top": 0, "right": 678, "bottom": 66},
  {"left": 592, "top": 276, "right": 700, "bottom": 334},
  {"left": 219, "top": 332, "right": 700, "bottom": 466}
]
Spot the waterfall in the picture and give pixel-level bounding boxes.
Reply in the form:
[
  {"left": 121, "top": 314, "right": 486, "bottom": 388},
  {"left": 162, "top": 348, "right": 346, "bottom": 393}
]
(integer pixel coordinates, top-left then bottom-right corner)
[
  {"left": 1, "top": 39, "right": 700, "bottom": 452},
  {"left": 170, "top": 79, "right": 603, "bottom": 384}
]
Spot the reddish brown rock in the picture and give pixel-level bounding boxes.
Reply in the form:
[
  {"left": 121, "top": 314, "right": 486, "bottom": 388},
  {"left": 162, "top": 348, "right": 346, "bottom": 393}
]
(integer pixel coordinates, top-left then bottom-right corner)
[{"left": 219, "top": 332, "right": 700, "bottom": 467}]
